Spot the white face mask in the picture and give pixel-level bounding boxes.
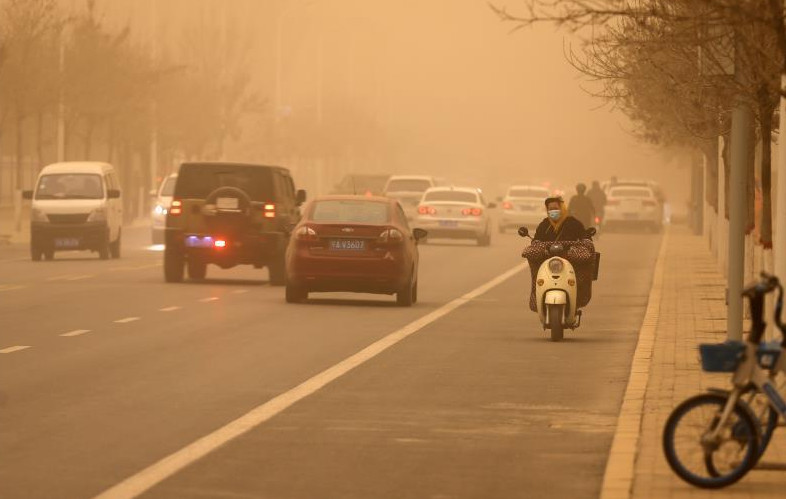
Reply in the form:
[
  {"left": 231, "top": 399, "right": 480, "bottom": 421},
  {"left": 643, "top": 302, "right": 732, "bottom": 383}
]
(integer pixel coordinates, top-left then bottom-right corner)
[{"left": 548, "top": 209, "right": 561, "bottom": 221}]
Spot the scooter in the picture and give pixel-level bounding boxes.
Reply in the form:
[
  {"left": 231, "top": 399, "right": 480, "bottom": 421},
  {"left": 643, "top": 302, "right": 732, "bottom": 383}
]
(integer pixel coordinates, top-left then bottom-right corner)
[{"left": 518, "top": 226, "right": 596, "bottom": 341}]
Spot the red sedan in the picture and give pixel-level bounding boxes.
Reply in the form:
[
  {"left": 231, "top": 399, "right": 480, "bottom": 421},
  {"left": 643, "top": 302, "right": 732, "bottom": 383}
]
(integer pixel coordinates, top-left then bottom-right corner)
[{"left": 285, "top": 195, "right": 427, "bottom": 305}]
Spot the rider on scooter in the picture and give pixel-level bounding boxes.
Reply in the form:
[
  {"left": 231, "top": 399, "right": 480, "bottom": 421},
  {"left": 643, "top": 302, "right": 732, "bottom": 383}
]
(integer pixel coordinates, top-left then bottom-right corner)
[{"left": 522, "top": 196, "right": 596, "bottom": 311}]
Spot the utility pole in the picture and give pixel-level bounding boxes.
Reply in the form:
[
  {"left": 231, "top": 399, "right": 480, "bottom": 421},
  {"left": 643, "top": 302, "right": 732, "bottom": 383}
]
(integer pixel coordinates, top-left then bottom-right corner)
[{"left": 775, "top": 70, "right": 786, "bottom": 283}]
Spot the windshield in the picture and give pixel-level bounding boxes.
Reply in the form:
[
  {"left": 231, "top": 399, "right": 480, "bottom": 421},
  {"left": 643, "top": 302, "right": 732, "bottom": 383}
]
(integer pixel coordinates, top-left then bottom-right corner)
[
  {"left": 610, "top": 188, "right": 653, "bottom": 198},
  {"left": 35, "top": 174, "right": 104, "bottom": 200},
  {"left": 423, "top": 191, "right": 478, "bottom": 203},
  {"left": 160, "top": 176, "right": 177, "bottom": 196},
  {"left": 335, "top": 175, "right": 389, "bottom": 194},
  {"left": 174, "top": 164, "right": 274, "bottom": 201},
  {"left": 508, "top": 188, "right": 548, "bottom": 199},
  {"left": 385, "top": 179, "right": 431, "bottom": 193},
  {"left": 310, "top": 200, "right": 390, "bottom": 224}
]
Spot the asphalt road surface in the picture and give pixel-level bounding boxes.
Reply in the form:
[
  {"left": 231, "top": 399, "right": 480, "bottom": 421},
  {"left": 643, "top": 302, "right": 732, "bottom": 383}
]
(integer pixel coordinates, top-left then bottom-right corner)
[{"left": 0, "top": 225, "right": 662, "bottom": 499}]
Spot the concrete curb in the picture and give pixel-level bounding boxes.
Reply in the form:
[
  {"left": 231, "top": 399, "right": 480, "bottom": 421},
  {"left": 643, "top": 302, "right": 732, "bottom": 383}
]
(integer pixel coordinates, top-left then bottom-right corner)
[{"left": 599, "top": 228, "right": 670, "bottom": 499}]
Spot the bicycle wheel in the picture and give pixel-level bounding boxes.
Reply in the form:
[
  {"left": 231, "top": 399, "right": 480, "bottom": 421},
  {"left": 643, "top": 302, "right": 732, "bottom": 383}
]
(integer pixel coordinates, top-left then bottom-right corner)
[
  {"left": 663, "top": 393, "right": 759, "bottom": 488},
  {"left": 741, "top": 387, "right": 779, "bottom": 461}
]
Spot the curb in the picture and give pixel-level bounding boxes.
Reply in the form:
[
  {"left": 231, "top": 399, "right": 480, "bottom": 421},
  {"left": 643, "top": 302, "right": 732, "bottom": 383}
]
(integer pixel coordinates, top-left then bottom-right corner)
[{"left": 599, "top": 228, "right": 669, "bottom": 499}]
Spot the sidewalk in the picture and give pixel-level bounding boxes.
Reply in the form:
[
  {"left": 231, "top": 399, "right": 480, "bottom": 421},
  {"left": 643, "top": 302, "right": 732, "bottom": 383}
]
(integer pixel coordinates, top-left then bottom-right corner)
[{"left": 615, "top": 226, "right": 785, "bottom": 498}]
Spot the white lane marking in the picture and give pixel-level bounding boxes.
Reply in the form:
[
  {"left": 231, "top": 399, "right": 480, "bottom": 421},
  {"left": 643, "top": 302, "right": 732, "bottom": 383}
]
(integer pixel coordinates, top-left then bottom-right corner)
[
  {"left": 66, "top": 274, "right": 94, "bottom": 281},
  {"left": 231, "top": 289, "right": 248, "bottom": 295},
  {"left": 159, "top": 306, "right": 181, "bottom": 312},
  {"left": 92, "top": 262, "right": 527, "bottom": 499},
  {"left": 47, "top": 275, "right": 73, "bottom": 281},
  {"left": 0, "top": 345, "right": 32, "bottom": 354},
  {"left": 199, "top": 297, "right": 219, "bottom": 303},
  {"left": 61, "top": 329, "right": 91, "bottom": 337},
  {"left": 114, "top": 317, "right": 141, "bottom": 324},
  {"left": 0, "top": 284, "right": 26, "bottom": 292}
]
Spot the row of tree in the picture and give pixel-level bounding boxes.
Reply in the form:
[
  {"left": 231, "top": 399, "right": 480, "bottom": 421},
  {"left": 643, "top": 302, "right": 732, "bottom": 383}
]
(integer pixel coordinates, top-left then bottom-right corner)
[{"left": 494, "top": 0, "right": 784, "bottom": 248}]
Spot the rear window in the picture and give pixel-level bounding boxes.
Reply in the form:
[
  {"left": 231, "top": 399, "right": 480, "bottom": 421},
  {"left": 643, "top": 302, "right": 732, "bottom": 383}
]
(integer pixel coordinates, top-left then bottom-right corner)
[
  {"left": 423, "top": 191, "right": 478, "bottom": 203},
  {"left": 310, "top": 200, "right": 390, "bottom": 225},
  {"left": 609, "top": 188, "right": 653, "bottom": 198},
  {"left": 508, "top": 188, "right": 549, "bottom": 199},
  {"left": 385, "top": 179, "right": 431, "bottom": 193},
  {"left": 174, "top": 164, "right": 274, "bottom": 201},
  {"left": 35, "top": 173, "right": 104, "bottom": 200}
]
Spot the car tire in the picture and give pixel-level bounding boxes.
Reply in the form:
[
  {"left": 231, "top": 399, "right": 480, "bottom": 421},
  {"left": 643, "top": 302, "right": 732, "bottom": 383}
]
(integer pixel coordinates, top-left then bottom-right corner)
[
  {"left": 164, "top": 246, "right": 185, "bottom": 283},
  {"left": 31, "top": 245, "right": 43, "bottom": 262},
  {"left": 98, "top": 236, "right": 110, "bottom": 260},
  {"left": 44, "top": 248, "right": 54, "bottom": 261},
  {"left": 110, "top": 230, "right": 121, "bottom": 259},
  {"left": 268, "top": 252, "right": 287, "bottom": 286},
  {"left": 187, "top": 259, "right": 207, "bottom": 280},
  {"left": 397, "top": 274, "right": 415, "bottom": 307},
  {"left": 285, "top": 283, "right": 308, "bottom": 303},
  {"left": 412, "top": 280, "right": 418, "bottom": 304},
  {"left": 477, "top": 232, "right": 491, "bottom": 247}
]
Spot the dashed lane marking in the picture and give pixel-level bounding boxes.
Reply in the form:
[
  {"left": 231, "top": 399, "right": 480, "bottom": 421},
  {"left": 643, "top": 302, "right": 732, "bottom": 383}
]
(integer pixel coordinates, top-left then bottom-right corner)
[
  {"left": 47, "top": 275, "right": 74, "bottom": 281},
  {"left": 0, "top": 284, "right": 26, "bottom": 292},
  {"left": 231, "top": 289, "right": 249, "bottom": 295},
  {"left": 92, "top": 262, "right": 528, "bottom": 499},
  {"left": 66, "top": 274, "right": 94, "bottom": 281},
  {"left": 199, "top": 297, "right": 219, "bottom": 303},
  {"left": 0, "top": 345, "right": 32, "bottom": 354},
  {"left": 61, "top": 329, "right": 91, "bottom": 337},
  {"left": 114, "top": 317, "right": 141, "bottom": 324},
  {"left": 159, "top": 306, "right": 181, "bottom": 312}
]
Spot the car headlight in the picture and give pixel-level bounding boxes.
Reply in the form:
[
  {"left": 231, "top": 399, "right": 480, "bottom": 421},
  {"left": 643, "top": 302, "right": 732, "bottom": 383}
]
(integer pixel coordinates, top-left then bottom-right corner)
[
  {"left": 30, "top": 208, "right": 48, "bottom": 222},
  {"left": 153, "top": 204, "right": 167, "bottom": 216},
  {"left": 548, "top": 258, "right": 564, "bottom": 274},
  {"left": 87, "top": 208, "right": 107, "bottom": 222}
]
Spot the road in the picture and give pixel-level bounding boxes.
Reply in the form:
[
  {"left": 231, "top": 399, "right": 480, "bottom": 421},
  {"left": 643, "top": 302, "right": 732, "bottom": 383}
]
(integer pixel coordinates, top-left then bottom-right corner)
[{"left": 0, "top": 225, "right": 661, "bottom": 499}]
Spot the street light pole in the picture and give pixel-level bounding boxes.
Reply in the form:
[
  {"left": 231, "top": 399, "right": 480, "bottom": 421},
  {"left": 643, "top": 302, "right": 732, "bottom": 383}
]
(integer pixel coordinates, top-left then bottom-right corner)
[{"left": 775, "top": 70, "right": 786, "bottom": 283}]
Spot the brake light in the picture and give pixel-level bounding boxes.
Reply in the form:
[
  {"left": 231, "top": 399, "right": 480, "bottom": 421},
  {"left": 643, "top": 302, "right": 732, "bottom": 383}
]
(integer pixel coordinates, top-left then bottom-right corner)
[
  {"left": 461, "top": 207, "right": 483, "bottom": 216},
  {"left": 214, "top": 239, "right": 226, "bottom": 248},
  {"left": 264, "top": 203, "right": 276, "bottom": 218},
  {"left": 502, "top": 201, "right": 513, "bottom": 210},
  {"left": 295, "top": 226, "right": 318, "bottom": 241},
  {"left": 378, "top": 228, "right": 404, "bottom": 243},
  {"left": 417, "top": 205, "right": 437, "bottom": 215},
  {"left": 169, "top": 200, "right": 182, "bottom": 216}
]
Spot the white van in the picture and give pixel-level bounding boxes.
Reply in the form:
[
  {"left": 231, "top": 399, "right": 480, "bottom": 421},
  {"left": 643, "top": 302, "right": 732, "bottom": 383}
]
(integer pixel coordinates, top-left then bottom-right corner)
[
  {"left": 23, "top": 162, "right": 123, "bottom": 261},
  {"left": 151, "top": 172, "right": 178, "bottom": 244}
]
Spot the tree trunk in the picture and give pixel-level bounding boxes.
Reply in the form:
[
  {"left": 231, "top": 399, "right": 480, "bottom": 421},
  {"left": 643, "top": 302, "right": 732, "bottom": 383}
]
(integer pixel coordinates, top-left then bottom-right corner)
[
  {"left": 702, "top": 138, "right": 719, "bottom": 212},
  {"left": 759, "top": 98, "right": 775, "bottom": 248},
  {"left": 36, "top": 111, "right": 44, "bottom": 172},
  {"left": 746, "top": 122, "right": 756, "bottom": 235},
  {"left": 15, "top": 111, "right": 25, "bottom": 190},
  {"left": 722, "top": 132, "right": 731, "bottom": 219},
  {"left": 84, "top": 119, "right": 94, "bottom": 159}
]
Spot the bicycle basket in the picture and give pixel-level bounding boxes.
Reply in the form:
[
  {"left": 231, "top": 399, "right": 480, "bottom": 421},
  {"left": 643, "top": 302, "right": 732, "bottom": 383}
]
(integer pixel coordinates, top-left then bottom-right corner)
[
  {"left": 757, "top": 342, "right": 782, "bottom": 370},
  {"left": 699, "top": 341, "right": 746, "bottom": 372}
]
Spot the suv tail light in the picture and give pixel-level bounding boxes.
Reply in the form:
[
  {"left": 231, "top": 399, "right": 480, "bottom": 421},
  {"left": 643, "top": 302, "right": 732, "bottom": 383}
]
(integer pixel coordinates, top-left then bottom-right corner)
[
  {"left": 502, "top": 201, "right": 513, "bottom": 210},
  {"left": 295, "top": 226, "right": 318, "bottom": 241},
  {"left": 264, "top": 203, "right": 276, "bottom": 218},
  {"left": 169, "top": 200, "right": 183, "bottom": 216},
  {"left": 461, "top": 207, "right": 483, "bottom": 216},
  {"left": 417, "top": 205, "right": 436, "bottom": 215},
  {"left": 378, "top": 228, "right": 404, "bottom": 244}
]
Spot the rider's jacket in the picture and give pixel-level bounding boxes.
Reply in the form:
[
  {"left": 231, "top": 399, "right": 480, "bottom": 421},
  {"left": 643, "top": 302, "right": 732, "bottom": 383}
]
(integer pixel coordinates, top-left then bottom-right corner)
[{"left": 533, "top": 216, "right": 586, "bottom": 242}]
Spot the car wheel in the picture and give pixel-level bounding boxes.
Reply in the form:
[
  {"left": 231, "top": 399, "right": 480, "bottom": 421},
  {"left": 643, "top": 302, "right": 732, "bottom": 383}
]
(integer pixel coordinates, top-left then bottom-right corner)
[
  {"left": 477, "top": 233, "right": 491, "bottom": 247},
  {"left": 285, "top": 283, "right": 308, "bottom": 303},
  {"left": 110, "top": 229, "right": 121, "bottom": 259},
  {"left": 98, "top": 236, "right": 110, "bottom": 260},
  {"left": 268, "top": 252, "right": 286, "bottom": 286},
  {"left": 44, "top": 249, "right": 55, "bottom": 261},
  {"left": 164, "top": 246, "right": 185, "bottom": 283},
  {"left": 187, "top": 259, "right": 207, "bottom": 280},
  {"left": 412, "top": 280, "right": 418, "bottom": 304},
  {"left": 396, "top": 274, "right": 415, "bottom": 307},
  {"left": 31, "top": 245, "right": 43, "bottom": 262}
]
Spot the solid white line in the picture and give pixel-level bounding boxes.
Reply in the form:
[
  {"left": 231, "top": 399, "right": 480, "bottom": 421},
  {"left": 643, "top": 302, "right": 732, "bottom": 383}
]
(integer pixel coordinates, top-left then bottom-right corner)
[
  {"left": 199, "top": 297, "right": 219, "bottom": 303},
  {"left": 0, "top": 345, "right": 32, "bottom": 354},
  {"left": 159, "top": 306, "right": 181, "bottom": 312},
  {"left": 0, "top": 285, "right": 25, "bottom": 292},
  {"left": 231, "top": 289, "right": 248, "bottom": 295},
  {"left": 92, "top": 262, "right": 528, "bottom": 499},
  {"left": 114, "top": 317, "right": 140, "bottom": 324},
  {"left": 60, "top": 329, "right": 91, "bottom": 337},
  {"left": 47, "top": 275, "right": 73, "bottom": 281},
  {"left": 599, "top": 230, "right": 669, "bottom": 499},
  {"left": 66, "top": 274, "right": 94, "bottom": 281}
]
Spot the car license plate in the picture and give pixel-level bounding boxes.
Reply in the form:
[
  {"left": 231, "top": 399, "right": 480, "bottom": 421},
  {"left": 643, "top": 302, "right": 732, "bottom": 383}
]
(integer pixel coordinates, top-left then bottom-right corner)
[
  {"left": 55, "top": 238, "right": 80, "bottom": 248},
  {"left": 438, "top": 220, "right": 458, "bottom": 227},
  {"left": 330, "top": 239, "right": 365, "bottom": 251},
  {"left": 216, "top": 197, "right": 239, "bottom": 210}
]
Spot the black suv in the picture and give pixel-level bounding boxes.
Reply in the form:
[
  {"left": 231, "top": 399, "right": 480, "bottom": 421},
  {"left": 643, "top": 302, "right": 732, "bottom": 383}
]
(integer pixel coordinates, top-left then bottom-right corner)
[{"left": 163, "top": 162, "right": 306, "bottom": 284}]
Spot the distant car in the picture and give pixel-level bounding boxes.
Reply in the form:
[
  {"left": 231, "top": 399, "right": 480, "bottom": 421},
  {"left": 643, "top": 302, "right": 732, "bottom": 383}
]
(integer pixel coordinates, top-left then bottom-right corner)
[
  {"left": 163, "top": 162, "right": 306, "bottom": 284},
  {"left": 603, "top": 179, "right": 666, "bottom": 224},
  {"left": 285, "top": 195, "right": 427, "bottom": 306},
  {"left": 604, "top": 185, "right": 662, "bottom": 232},
  {"left": 151, "top": 173, "right": 178, "bottom": 244},
  {"left": 498, "top": 185, "right": 550, "bottom": 233},
  {"left": 383, "top": 175, "right": 446, "bottom": 220},
  {"left": 330, "top": 173, "right": 390, "bottom": 196},
  {"left": 413, "top": 186, "right": 495, "bottom": 246}
]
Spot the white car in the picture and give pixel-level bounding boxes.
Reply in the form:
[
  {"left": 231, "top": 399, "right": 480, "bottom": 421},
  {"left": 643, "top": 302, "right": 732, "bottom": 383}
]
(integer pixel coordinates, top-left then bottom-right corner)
[
  {"left": 151, "top": 173, "right": 178, "bottom": 244},
  {"left": 499, "top": 185, "right": 551, "bottom": 233},
  {"left": 383, "top": 175, "right": 446, "bottom": 220},
  {"left": 413, "top": 186, "right": 494, "bottom": 246},
  {"left": 604, "top": 185, "right": 662, "bottom": 232}
]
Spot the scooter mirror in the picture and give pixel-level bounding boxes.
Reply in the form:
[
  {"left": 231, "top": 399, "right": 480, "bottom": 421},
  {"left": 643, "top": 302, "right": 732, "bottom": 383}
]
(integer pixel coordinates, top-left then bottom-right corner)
[
  {"left": 517, "top": 227, "right": 529, "bottom": 238},
  {"left": 586, "top": 227, "right": 597, "bottom": 238}
]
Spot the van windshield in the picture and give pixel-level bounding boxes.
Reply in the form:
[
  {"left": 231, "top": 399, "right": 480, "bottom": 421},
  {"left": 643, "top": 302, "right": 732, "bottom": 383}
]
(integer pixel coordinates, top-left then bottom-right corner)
[{"left": 35, "top": 174, "right": 104, "bottom": 200}]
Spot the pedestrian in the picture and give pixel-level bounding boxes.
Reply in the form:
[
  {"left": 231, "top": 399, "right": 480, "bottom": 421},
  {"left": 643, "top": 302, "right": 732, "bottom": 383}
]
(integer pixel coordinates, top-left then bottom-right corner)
[
  {"left": 587, "top": 180, "right": 607, "bottom": 226},
  {"left": 568, "top": 183, "right": 596, "bottom": 228}
]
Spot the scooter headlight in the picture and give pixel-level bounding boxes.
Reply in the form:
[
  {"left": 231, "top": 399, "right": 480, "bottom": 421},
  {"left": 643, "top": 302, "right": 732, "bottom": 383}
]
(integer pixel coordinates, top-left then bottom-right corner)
[{"left": 548, "top": 258, "right": 564, "bottom": 274}]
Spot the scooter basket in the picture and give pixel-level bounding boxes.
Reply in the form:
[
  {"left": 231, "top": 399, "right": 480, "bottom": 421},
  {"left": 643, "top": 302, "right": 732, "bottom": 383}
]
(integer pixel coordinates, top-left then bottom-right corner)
[{"left": 699, "top": 341, "right": 746, "bottom": 372}]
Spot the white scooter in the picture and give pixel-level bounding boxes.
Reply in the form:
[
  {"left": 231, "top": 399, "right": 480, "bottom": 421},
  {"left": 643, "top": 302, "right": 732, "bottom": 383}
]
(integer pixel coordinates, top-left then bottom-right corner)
[{"left": 519, "top": 226, "right": 596, "bottom": 341}]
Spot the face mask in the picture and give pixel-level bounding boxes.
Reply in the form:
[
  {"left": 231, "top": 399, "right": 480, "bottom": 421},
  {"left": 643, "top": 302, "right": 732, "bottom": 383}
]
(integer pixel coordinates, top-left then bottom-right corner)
[{"left": 548, "top": 210, "right": 561, "bottom": 221}]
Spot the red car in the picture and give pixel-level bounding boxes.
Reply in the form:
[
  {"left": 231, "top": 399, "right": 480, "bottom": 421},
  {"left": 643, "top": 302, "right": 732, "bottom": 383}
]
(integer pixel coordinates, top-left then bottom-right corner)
[{"left": 285, "top": 195, "right": 427, "bottom": 305}]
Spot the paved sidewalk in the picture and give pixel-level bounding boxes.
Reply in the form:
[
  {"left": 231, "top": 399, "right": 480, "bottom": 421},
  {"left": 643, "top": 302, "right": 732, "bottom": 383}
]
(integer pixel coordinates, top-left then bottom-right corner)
[{"left": 629, "top": 227, "right": 785, "bottom": 498}]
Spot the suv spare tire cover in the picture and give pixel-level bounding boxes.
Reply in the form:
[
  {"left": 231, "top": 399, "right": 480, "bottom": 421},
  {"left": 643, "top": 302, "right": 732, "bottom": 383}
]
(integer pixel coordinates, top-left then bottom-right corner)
[{"left": 204, "top": 186, "right": 253, "bottom": 216}]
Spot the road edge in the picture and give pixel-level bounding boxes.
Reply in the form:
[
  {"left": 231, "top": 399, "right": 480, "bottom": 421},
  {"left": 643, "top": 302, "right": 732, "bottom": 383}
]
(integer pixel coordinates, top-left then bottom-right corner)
[{"left": 599, "top": 228, "right": 670, "bottom": 499}]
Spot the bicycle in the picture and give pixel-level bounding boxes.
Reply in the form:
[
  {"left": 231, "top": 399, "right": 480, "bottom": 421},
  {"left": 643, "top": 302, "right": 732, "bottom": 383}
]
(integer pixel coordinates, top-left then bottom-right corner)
[{"left": 662, "top": 272, "right": 786, "bottom": 488}]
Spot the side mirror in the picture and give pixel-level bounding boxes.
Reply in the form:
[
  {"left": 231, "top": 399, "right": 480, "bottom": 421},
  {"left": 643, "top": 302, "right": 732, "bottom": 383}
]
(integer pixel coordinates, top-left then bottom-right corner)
[
  {"left": 413, "top": 228, "right": 428, "bottom": 241},
  {"left": 517, "top": 227, "right": 529, "bottom": 238},
  {"left": 487, "top": 202, "right": 497, "bottom": 209},
  {"left": 296, "top": 189, "right": 307, "bottom": 205},
  {"left": 586, "top": 227, "right": 597, "bottom": 238},
  {"left": 22, "top": 190, "right": 33, "bottom": 200},
  {"left": 107, "top": 189, "right": 121, "bottom": 199}
]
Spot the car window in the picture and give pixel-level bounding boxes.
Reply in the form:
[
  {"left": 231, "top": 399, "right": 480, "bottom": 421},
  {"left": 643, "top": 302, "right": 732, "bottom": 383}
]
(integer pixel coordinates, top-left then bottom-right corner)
[
  {"left": 160, "top": 176, "right": 176, "bottom": 196},
  {"left": 385, "top": 179, "right": 432, "bottom": 192},
  {"left": 609, "top": 188, "right": 653, "bottom": 198},
  {"left": 508, "top": 188, "right": 549, "bottom": 198},
  {"left": 423, "top": 191, "right": 478, "bottom": 203},
  {"left": 310, "top": 200, "right": 390, "bottom": 224},
  {"left": 396, "top": 204, "right": 411, "bottom": 230},
  {"left": 174, "top": 164, "right": 274, "bottom": 201},
  {"left": 35, "top": 173, "right": 104, "bottom": 200}
]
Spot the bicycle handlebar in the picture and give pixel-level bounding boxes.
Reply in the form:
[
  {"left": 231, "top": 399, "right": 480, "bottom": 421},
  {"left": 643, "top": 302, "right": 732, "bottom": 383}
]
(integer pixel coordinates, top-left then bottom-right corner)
[{"left": 743, "top": 273, "right": 785, "bottom": 346}]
